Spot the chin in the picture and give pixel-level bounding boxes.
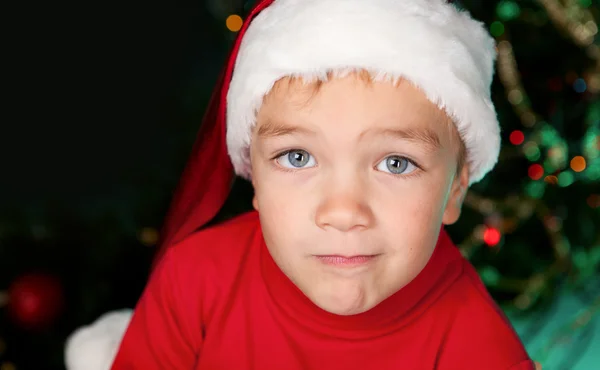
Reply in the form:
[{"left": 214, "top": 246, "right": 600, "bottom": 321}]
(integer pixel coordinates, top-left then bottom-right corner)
[
  {"left": 312, "top": 288, "right": 375, "bottom": 316},
  {"left": 326, "top": 305, "right": 371, "bottom": 316}
]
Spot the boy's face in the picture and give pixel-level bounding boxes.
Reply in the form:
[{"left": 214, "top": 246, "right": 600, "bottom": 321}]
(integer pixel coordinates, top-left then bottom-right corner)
[{"left": 250, "top": 73, "right": 469, "bottom": 316}]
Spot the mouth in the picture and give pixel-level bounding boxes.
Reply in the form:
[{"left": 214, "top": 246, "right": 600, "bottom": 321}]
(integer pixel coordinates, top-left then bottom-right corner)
[{"left": 314, "top": 254, "right": 380, "bottom": 267}]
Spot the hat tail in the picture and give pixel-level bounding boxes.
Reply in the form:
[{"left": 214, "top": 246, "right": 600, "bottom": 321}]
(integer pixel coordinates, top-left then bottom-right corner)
[{"left": 153, "top": 0, "right": 275, "bottom": 267}]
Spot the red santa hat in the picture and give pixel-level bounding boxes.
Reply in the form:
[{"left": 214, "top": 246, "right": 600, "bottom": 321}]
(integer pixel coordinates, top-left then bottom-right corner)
[{"left": 156, "top": 0, "right": 499, "bottom": 261}]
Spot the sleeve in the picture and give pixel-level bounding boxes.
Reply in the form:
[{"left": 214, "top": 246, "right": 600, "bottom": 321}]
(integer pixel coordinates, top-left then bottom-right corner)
[{"left": 110, "top": 246, "right": 203, "bottom": 369}]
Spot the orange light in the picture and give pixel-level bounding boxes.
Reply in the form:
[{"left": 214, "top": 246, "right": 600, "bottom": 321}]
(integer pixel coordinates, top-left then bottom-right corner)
[
  {"left": 570, "top": 156, "right": 586, "bottom": 172},
  {"left": 544, "top": 175, "right": 558, "bottom": 185},
  {"left": 483, "top": 227, "right": 502, "bottom": 246},
  {"left": 509, "top": 130, "right": 525, "bottom": 145},
  {"left": 528, "top": 164, "right": 544, "bottom": 180},
  {"left": 226, "top": 15, "right": 243, "bottom": 32}
]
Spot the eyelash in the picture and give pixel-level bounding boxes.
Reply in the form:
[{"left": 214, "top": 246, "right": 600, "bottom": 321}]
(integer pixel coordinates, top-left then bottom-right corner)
[
  {"left": 378, "top": 155, "right": 423, "bottom": 179},
  {"left": 270, "top": 149, "right": 312, "bottom": 173},
  {"left": 270, "top": 149, "right": 424, "bottom": 176}
]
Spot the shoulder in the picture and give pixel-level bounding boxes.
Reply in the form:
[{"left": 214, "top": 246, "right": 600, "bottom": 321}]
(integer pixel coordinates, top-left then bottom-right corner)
[
  {"left": 158, "top": 211, "right": 261, "bottom": 292},
  {"left": 165, "top": 210, "right": 261, "bottom": 272},
  {"left": 152, "top": 211, "right": 260, "bottom": 292},
  {"left": 174, "top": 210, "right": 260, "bottom": 249},
  {"left": 435, "top": 258, "right": 534, "bottom": 369},
  {"left": 151, "top": 211, "right": 261, "bottom": 320}
]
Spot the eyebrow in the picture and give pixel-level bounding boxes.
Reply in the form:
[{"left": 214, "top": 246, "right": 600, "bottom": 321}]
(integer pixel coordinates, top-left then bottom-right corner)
[
  {"left": 361, "top": 127, "right": 442, "bottom": 153},
  {"left": 256, "top": 119, "right": 316, "bottom": 138},
  {"left": 257, "top": 119, "right": 442, "bottom": 152}
]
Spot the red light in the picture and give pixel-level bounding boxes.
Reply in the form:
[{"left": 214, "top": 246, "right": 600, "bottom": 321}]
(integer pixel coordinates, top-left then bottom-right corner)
[
  {"left": 528, "top": 164, "right": 544, "bottom": 180},
  {"left": 587, "top": 194, "right": 600, "bottom": 208},
  {"left": 483, "top": 227, "right": 501, "bottom": 246},
  {"left": 509, "top": 130, "right": 525, "bottom": 145}
]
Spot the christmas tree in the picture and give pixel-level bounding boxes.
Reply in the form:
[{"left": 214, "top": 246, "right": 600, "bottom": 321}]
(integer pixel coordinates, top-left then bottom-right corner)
[{"left": 0, "top": 0, "right": 598, "bottom": 369}]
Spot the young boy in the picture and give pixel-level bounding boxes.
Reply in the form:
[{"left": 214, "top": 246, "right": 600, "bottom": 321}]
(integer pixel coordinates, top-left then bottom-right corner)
[{"left": 110, "top": 0, "right": 538, "bottom": 368}]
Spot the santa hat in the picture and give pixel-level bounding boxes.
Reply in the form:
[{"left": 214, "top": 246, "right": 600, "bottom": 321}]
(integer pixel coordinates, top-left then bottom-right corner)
[{"left": 157, "top": 0, "right": 499, "bottom": 259}]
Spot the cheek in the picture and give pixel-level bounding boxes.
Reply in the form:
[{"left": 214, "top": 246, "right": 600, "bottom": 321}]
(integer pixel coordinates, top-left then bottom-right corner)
[
  {"left": 379, "top": 174, "right": 448, "bottom": 215},
  {"left": 256, "top": 176, "right": 309, "bottom": 219},
  {"left": 254, "top": 173, "right": 313, "bottom": 253},
  {"left": 253, "top": 154, "right": 315, "bottom": 216},
  {"left": 376, "top": 176, "right": 449, "bottom": 250}
]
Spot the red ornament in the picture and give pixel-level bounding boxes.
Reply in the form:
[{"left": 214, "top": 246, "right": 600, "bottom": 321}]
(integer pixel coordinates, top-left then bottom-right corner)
[
  {"left": 483, "top": 227, "right": 501, "bottom": 247},
  {"left": 6, "top": 273, "right": 64, "bottom": 329}
]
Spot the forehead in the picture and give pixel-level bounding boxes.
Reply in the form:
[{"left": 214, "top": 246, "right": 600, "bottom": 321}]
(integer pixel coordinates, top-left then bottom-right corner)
[{"left": 257, "top": 71, "right": 454, "bottom": 142}]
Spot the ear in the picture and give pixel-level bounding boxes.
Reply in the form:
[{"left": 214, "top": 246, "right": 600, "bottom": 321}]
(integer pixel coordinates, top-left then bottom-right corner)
[
  {"left": 442, "top": 165, "right": 469, "bottom": 225},
  {"left": 251, "top": 176, "right": 259, "bottom": 211}
]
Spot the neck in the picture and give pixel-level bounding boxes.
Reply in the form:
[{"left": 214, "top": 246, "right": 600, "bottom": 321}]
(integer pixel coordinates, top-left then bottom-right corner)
[{"left": 258, "top": 223, "right": 464, "bottom": 339}]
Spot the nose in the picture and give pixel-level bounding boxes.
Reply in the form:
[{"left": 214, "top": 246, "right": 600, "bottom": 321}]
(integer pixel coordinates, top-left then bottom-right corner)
[{"left": 315, "top": 182, "right": 374, "bottom": 232}]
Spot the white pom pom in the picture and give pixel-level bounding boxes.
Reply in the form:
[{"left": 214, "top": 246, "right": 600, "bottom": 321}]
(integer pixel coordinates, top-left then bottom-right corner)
[{"left": 64, "top": 309, "right": 133, "bottom": 370}]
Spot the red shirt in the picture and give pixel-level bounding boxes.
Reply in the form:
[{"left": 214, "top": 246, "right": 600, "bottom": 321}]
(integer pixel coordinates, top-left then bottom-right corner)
[{"left": 111, "top": 211, "right": 535, "bottom": 369}]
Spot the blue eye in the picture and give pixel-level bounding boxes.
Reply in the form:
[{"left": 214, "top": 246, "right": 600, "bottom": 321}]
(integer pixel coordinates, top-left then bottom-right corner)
[
  {"left": 376, "top": 155, "right": 417, "bottom": 175},
  {"left": 276, "top": 150, "right": 317, "bottom": 169}
]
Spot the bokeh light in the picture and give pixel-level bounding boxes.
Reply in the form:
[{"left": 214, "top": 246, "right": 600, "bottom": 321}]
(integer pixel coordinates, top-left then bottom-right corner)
[
  {"left": 587, "top": 194, "right": 600, "bottom": 208},
  {"left": 528, "top": 164, "right": 544, "bottom": 180},
  {"left": 570, "top": 156, "right": 587, "bottom": 172},
  {"left": 524, "top": 142, "right": 541, "bottom": 161},
  {"left": 484, "top": 227, "right": 502, "bottom": 246},
  {"left": 557, "top": 171, "right": 574, "bottom": 187},
  {"left": 226, "top": 14, "right": 243, "bottom": 32},
  {"left": 544, "top": 175, "right": 558, "bottom": 185},
  {"left": 509, "top": 130, "right": 525, "bottom": 145},
  {"left": 490, "top": 21, "right": 505, "bottom": 37}
]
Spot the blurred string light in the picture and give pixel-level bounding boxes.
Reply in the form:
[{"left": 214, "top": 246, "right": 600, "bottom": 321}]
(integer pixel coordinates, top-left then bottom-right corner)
[
  {"left": 509, "top": 130, "right": 525, "bottom": 145},
  {"left": 536, "top": 0, "right": 598, "bottom": 47},
  {"left": 206, "top": 0, "right": 246, "bottom": 33},
  {"left": 523, "top": 141, "right": 541, "bottom": 161},
  {"left": 557, "top": 171, "right": 574, "bottom": 187},
  {"left": 570, "top": 155, "right": 587, "bottom": 172},
  {"left": 574, "top": 77, "right": 587, "bottom": 93},
  {"left": 536, "top": 0, "right": 600, "bottom": 93},
  {"left": 490, "top": 21, "right": 505, "bottom": 37},
  {"left": 226, "top": 14, "right": 244, "bottom": 32},
  {"left": 588, "top": 194, "right": 600, "bottom": 208},
  {"left": 496, "top": 10, "right": 599, "bottom": 185},
  {"left": 483, "top": 226, "right": 502, "bottom": 246},
  {"left": 497, "top": 40, "right": 539, "bottom": 127},
  {"left": 460, "top": 192, "right": 596, "bottom": 309},
  {"left": 496, "top": 1, "right": 521, "bottom": 21},
  {"left": 528, "top": 164, "right": 544, "bottom": 180},
  {"left": 457, "top": 0, "right": 600, "bottom": 317},
  {"left": 138, "top": 227, "right": 159, "bottom": 247}
]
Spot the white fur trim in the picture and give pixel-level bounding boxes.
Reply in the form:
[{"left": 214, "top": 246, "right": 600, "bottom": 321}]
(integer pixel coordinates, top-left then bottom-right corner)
[
  {"left": 64, "top": 309, "right": 133, "bottom": 370},
  {"left": 226, "top": 0, "right": 499, "bottom": 184}
]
